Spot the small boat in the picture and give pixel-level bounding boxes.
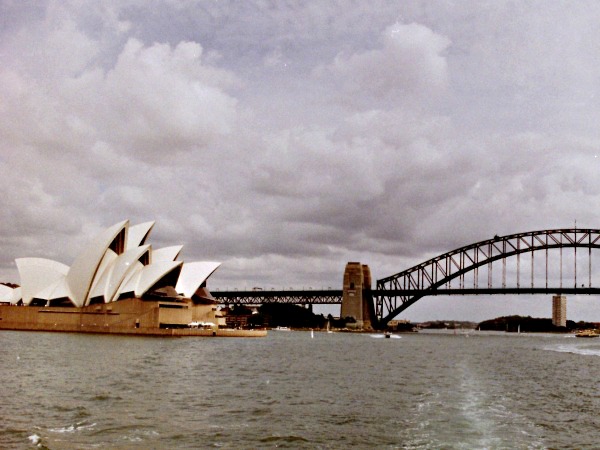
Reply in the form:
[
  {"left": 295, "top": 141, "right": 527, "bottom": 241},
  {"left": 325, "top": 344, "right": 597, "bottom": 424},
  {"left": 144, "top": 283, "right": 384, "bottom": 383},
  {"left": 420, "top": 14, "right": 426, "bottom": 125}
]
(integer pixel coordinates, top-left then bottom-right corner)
[
  {"left": 370, "top": 332, "right": 401, "bottom": 339},
  {"left": 575, "top": 329, "right": 599, "bottom": 338}
]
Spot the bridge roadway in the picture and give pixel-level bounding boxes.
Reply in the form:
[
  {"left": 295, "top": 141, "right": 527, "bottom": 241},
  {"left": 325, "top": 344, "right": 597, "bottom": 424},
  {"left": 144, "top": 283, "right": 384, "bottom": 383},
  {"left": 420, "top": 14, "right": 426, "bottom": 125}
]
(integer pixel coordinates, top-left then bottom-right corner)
[
  {"left": 212, "top": 287, "right": 600, "bottom": 305},
  {"left": 213, "top": 289, "right": 343, "bottom": 304}
]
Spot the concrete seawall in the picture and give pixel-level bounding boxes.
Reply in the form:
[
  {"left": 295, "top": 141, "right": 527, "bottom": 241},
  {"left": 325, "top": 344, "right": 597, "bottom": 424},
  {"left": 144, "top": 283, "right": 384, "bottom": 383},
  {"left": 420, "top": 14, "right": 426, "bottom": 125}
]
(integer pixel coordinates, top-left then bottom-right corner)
[
  {"left": 0, "top": 321, "right": 267, "bottom": 337},
  {"left": 0, "top": 303, "right": 267, "bottom": 337}
]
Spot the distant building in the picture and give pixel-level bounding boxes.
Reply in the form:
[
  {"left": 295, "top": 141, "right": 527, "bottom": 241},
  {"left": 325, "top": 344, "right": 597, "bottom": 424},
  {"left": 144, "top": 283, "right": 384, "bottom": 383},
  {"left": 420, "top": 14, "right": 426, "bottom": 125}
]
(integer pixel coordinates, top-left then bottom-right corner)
[
  {"left": 225, "top": 314, "right": 251, "bottom": 329},
  {"left": 552, "top": 295, "right": 567, "bottom": 327}
]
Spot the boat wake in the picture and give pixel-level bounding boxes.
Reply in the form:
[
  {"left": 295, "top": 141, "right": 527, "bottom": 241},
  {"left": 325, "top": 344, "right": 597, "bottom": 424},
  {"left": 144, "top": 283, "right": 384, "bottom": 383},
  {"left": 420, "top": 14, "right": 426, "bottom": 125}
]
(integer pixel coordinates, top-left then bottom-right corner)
[
  {"left": 545, "top": 344, "right": 600, "bottom": 357},
  {"left": 49, "top": 421, "right": 97, "bottom": 434}
]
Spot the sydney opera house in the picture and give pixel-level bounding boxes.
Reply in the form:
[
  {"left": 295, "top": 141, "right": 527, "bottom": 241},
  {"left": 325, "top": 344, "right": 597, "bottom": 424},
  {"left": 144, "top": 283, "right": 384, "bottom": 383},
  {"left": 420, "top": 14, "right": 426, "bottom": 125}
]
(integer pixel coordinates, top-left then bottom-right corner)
[{"left": 0, "top": 220, "right": 265, "bottom": 336}]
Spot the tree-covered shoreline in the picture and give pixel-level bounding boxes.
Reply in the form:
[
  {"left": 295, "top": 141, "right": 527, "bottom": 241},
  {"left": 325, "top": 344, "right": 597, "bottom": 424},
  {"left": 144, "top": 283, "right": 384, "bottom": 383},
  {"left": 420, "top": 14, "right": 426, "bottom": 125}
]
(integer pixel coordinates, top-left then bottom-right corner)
[
  {"left": 477, "top": 315, "right": 599, "bottom": 333},
  {"left": 225, "top": 304, "right": 600, "bottom": 333}
]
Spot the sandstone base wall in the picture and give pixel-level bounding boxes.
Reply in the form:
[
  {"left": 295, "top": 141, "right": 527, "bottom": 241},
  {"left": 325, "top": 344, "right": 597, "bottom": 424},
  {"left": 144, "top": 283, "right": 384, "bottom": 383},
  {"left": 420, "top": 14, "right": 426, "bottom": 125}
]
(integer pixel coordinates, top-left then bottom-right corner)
[{"left": 0, "top": 299, "right": 266, "bottom": 337}]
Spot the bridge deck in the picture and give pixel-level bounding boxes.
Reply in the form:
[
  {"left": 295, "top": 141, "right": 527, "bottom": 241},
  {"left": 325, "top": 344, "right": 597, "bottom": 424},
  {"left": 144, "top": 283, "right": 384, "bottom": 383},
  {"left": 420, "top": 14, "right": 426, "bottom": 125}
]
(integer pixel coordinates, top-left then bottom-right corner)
[
  {"left": 213, "top": 290, "right": 343, "bottom": 304},
  {"left": 212, "top": 287, "right": 600, "bottom": 304}
]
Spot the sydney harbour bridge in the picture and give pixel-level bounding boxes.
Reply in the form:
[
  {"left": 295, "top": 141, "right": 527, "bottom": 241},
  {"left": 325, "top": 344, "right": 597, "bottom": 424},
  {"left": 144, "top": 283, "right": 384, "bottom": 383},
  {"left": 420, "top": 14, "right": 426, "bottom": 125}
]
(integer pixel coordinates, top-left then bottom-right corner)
[{"left": 213, "top": 228, "right": 600, "bottom": 329}]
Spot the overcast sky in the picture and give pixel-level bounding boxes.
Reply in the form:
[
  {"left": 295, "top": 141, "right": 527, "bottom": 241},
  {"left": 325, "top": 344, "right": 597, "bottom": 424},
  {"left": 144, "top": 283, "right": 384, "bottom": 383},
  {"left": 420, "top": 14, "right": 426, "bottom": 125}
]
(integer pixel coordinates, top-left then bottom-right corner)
[{"left": 3, "top": 1, "right": 600, "bottom": 321}]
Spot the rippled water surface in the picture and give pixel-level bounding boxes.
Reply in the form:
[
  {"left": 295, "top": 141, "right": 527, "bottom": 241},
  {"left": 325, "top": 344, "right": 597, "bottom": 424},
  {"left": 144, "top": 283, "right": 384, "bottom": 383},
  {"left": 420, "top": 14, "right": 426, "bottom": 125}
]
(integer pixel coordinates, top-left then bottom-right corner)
[{"left": 2, "top": 329, "right": 600, "bottom": 449}]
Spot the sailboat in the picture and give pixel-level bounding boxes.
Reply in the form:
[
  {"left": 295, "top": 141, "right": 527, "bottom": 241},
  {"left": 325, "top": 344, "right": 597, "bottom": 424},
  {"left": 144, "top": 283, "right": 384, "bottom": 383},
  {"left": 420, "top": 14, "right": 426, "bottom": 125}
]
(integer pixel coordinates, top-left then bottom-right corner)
[{"left": 326, "top": 320, "right": 333, "bottom": 334}]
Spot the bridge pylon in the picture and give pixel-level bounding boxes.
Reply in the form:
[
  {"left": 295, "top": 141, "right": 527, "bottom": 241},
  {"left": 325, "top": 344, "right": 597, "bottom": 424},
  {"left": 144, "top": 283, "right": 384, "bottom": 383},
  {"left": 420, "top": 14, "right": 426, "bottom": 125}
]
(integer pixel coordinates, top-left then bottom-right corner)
[
  {"left": 552, "top": 295, "right": 567, "bottom": 327},
  {"left": 341, "top": 262, "right": 377, "bottom": 330}
]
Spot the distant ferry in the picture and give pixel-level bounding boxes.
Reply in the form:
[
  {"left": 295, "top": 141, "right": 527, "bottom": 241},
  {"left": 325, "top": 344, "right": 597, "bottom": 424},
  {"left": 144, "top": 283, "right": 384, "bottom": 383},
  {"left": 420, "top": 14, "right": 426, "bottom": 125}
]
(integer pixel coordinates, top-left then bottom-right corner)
[
  {"left": 273, "top": 326, "right": 291, "bottom": 331},
  {"left": 575, "top": 329, "right": 599, "bottom": 338}
]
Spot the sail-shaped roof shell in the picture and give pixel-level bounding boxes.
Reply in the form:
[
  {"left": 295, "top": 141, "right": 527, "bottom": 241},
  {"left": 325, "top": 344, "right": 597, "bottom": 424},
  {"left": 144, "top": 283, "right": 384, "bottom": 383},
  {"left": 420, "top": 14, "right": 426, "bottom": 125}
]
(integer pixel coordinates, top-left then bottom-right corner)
[
  {"left": 88, "top": 249, "right": 118, "bottom": 301},
  {"left": 11, "top": 220, "right": 221, "bottom": 306},
  {"left": 135, "top": 260, "right": 183, "bottom": 297},
  {"left": 126, "top": 221, "right": 155, "bottom": 250},
  {"left": 12, "top": 287, "right": 22, "bottom": 304},
  {"left": 175, "top": 261, "right": 221, "bottom": 298},
  {"left": 118, "top": 261, "right": 144, "bottom": 297},
  {"left": 152, "top": 245, "right": 183, "bottom": 262},
  {"left": 66, "top": 220, "right": 128, "bottom": 307},
  {"left": 32, "top": 276, "right": 72, "bottom": 303},
  {"left": 0, "top": 284, "right": 17, "bottom": 304},
  {"left": 95, "top": 245, "right": 151, "bottom": 304},
  {"left": 0, "top": 286, "right": 22, "bottom": 305},
  {"left": 108, "top": 245, "right": 151, "bottom": 303},
  {"left": 16, "top": 258, "right": 70, "bottom": 305}
]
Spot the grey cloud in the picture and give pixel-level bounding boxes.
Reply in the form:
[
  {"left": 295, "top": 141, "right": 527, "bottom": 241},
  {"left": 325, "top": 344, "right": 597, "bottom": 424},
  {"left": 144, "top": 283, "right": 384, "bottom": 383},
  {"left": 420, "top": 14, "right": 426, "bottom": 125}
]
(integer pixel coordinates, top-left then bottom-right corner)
[{"left": 313, "top": 22, "right": 450, "bottom": 109}]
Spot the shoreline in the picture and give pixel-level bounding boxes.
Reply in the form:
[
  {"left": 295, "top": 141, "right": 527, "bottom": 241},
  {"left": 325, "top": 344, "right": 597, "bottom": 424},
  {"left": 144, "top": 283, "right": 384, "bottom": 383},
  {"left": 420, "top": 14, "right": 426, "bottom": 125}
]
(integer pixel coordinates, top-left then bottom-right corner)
[{"left": 0, "top": 322, "right": 267, "bottom": 337}]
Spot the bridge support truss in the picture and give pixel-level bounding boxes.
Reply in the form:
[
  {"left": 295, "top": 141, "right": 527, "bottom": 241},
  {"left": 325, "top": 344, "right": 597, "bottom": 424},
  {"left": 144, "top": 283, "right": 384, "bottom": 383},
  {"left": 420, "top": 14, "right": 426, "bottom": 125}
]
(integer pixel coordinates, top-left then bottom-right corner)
[{"left": 375, "top": 228, "right": 600, "bottom": 326}]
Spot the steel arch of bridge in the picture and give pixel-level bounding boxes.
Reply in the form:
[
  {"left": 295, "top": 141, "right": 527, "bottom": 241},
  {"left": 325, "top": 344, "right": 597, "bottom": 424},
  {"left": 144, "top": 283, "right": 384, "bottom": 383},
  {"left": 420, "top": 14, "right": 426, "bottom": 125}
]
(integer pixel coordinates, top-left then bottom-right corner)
[{"left": 375, "top": 228, "right": 600, "bottom": 326}]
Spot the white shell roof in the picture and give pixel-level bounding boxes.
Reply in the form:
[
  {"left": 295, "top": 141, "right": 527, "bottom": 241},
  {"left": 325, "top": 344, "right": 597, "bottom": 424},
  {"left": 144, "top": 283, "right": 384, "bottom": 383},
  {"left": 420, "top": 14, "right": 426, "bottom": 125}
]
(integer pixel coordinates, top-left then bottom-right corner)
[
  {"left": 16, "top": 258, "right": 70, "bottom": 305},
  {"left": 135, "top": 260, "right": 183, "bottom": 297},
  {"left": 12, "top": 220, "right": 221, "bottom": 306},
  {"left": 152, "top": 245, "right": 183, "bottom": 262},
  {"left": 118, "top": 262, "right": 144, "bottom": 297},
  {"left": 104, "top": 245, "right": 151, "bottom": 304},
  {"left": 0, "top": 286, "right": 22, "bottom": 305},
  {"left": 126, "top": 221, "right": 155, "bottom": 250},
  {"left": 66, "top": 220, "right": 129, "bottom": 307},
  {"left": 31, "top": 276, "right": 71, "bottom": 302},
  {"left": 12, "top": 287, "right": 22, "bottom": 304},
  {"left": 175, "top": 261, "right": 221, "bottom": 298},
  {"left": 0, "top": 284, "right": 17, "bottom": 304},
  {"left": 88, "top": 249, "right": 118, "bottom": 301}
]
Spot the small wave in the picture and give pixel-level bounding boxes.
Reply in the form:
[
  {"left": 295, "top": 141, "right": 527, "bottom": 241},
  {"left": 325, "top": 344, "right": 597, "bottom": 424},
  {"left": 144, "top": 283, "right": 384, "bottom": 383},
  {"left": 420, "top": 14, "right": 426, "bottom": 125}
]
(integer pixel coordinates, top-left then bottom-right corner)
[
  {"left": 121, "top": 431, "right": 160, "bottom": 443},
  {"left": 545, "top": 344, "right": 600, "bottom": 356},
  {"left": 89, "top": 424, "right": 160, "bottom": 443},
  {"left": 50, "top": 405, "right": 91, "bottom": 422},
  {"left": 48, "top": 421, "right": 96, "bottom": 434},
  {"left": 327, "top": 415, "right": 358, "bottom": 425},
  {"left": 249, "top": 407, "right": 272, "bottom": 416},
  {"left": 90, "top": 393, "right": 121, "bottom": 401},
  {"left": 260, "top": 434, "right": 309, "bottom": 444}
]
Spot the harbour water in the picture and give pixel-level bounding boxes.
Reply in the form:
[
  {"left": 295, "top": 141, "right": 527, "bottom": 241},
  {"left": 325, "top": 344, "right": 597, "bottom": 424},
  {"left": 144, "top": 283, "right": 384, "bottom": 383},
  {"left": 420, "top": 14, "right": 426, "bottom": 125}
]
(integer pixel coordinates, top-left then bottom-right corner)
[{"left": 2, "top": 329, "right": 600, "bottom": 449}]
